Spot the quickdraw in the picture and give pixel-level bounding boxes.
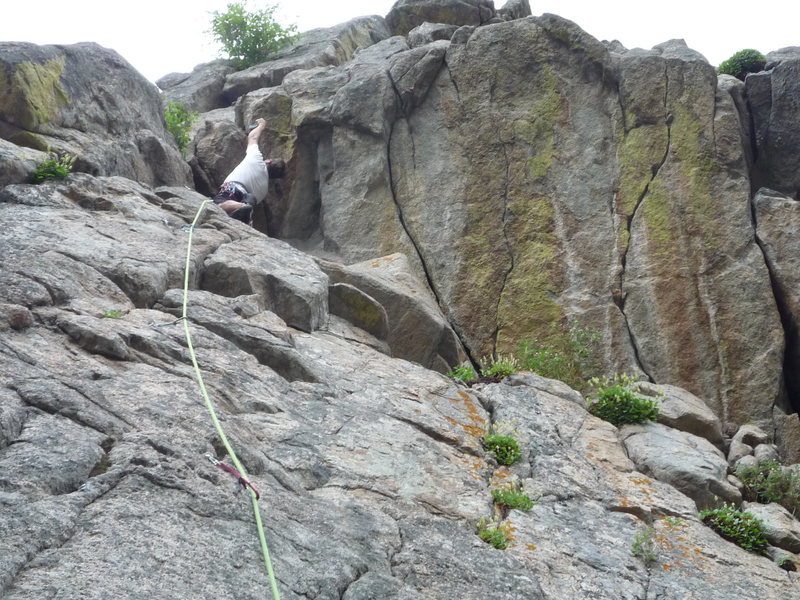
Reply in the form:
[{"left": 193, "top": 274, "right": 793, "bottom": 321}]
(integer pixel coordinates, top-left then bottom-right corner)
[{"left": 206, "top": 454, "right": 261, "bottom": 500}]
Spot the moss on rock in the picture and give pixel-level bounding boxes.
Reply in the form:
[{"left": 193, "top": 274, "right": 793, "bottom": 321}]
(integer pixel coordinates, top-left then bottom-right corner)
[{"left": 0, "top": 56, "right": 69, "bottom": 131}]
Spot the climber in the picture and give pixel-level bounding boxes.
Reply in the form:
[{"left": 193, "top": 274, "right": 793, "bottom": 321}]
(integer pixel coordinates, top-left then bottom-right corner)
[{"left": 212, "top": 117, "right": 284, "bottom": 225}]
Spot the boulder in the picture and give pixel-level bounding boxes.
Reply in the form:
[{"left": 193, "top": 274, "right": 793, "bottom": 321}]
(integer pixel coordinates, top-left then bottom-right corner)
[
  {"left": 728, "top": 439, "right": 754, "bottom": 466},
  {"left": 636, "top": 382, "right": 724, "bottom": 446},
  {"left": 734, "top": 423, "right": 772, "bottom": 447},
  {"left": 497, "top": 0, "right": 531, "bottom": 20},
  {"left": 734, "top": 454, "right": 759, "bottom": 473},
  {"left": 319, "top": 253, "right": 467, "bottom": 372},
  {"left": 222, "top": 17, "right": 391, "bottom": 103},
  {"left": 0, "top": 42, "right": 191, "bottom": 187},
  {"left": 385, "top": 0, "right": 497, "bottom": 36},
  {"left": 747, "top": 54, "right": 800, "bottom": 196},
  {"left": 201, "top": 235, "right": 330, "bottom": 333},
  {"left": 744, "top": 502, "right": 800, "bottom": 553},
  {"left": 157, "top": 60, "right": 236, "bottom": 113},
  {"left": 620, "top": 423, "right": 742, "bottom": 509},
  {"left": 754, "top": 444, "right": 780, "bottom": 462},
  {"left": 407, "top": 22, "right": 460, "bottom": 47},
  {"left": 765, "top": 46, "right": 800, "bottom": 69},
  {"left": 0, "top": 138, "right": 46, "bottom": 188},
  {"left": 754, "top": 188, "right": 800, "bottom": 436}
]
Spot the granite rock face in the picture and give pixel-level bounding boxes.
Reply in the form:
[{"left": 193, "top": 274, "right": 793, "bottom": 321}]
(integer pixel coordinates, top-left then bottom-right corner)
[
  {"left": 0, "top": 42, "right": 191, "bottom": 187},
  {"left": 3, "top": 2, "right": 800, "bottom": 596},
  {"left": 180, "top": 12, "right": 797, "bottom": 444},
  {"left": 0, "top": 172, "right": 797, "bottom": 599},
  {"left": 748, "top": 47, "right": 800, "bottom": 197}
]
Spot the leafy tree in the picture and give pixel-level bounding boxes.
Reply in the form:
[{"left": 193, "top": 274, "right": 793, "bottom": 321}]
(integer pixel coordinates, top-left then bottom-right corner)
[
  {"left": 210, "top": 2, "right": 298, "bottom": 70},
  {"left": 718, "top": 49, "right": 766, "bottom": 81}
]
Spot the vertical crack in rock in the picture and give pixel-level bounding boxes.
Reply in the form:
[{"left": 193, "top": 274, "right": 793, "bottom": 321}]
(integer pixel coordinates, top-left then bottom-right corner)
[
  {"left": 385, "top": 60, "right": 479, "bottom": 367},
  {"left": 386, "top": 108, "right": 440, "bottom": 313},
  {"left": 752, "top": 214, "right": 800, "bottom": 415},
  {"left": 492, "top": 143, "right": 515, "bottom": 356},
  {"left": 615, "top": 64, "right": 673, "bottom": 381}
]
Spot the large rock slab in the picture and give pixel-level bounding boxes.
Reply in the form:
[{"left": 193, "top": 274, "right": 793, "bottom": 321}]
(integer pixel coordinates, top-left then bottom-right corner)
[
  {"left": 747, "top": 48, "right": 800, "bottom": 196},
  {"left": 636, "top": 382, "right": 724, "bottom": 446},
  {"left": 385, "top": 0, "right": 497, "bottom": 36},
  {"left": 201, "top": 236, "right": 329, "bottom": 333},
  {"left": 0, "top": 42, "right": 191, "bottom": 187},
  {"left": 157, "top": 60, "right": 236, "bottom": 113},
  {"left": 222, "top": 17, "right": 391, "bottom": 103},
  {"left": 744, "top": 502, "right": 800, "bottom": 553},
  {"left": 620, "top": 422, "right": 741, "bottom": 509},
  {"left": 319, "top": 253, "right": 466, "bottom": 372},
  {"left": 754, "top": 188, "right": 800, "bottom": 426}
]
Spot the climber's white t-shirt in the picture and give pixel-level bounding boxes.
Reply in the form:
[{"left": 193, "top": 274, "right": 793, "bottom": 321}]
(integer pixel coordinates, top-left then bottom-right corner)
[{"left": 224, "top": 143, "right": 269, "bottom": 203}]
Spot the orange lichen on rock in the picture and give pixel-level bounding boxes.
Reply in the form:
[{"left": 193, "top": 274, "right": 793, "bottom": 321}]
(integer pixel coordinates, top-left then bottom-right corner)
[{"left": 445, "top": 391, "right": 487, "bottom": 439}]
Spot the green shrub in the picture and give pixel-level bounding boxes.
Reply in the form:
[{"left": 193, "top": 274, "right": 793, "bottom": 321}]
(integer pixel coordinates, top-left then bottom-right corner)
[
  {"left": 519, "top": 326, "right": 599, "bottom": 389},
  {"left": 587, "top": 377, "right": 660, "bottom": 427},
  {"left": 164, "top": 102, "right": 198, "bottom": 152},
  {"left": 476, "top": 517, "right": 509, "bottom": 549},
  {"left": 718, "top": 49, "right": 766, "bottom": 81},
  {"left": 480, "top": 354, "right": 519, "bottom": 378},
  {"left": 631, "top": 526, "right": 658, "bottom": 565},
  {"left": 700, "top": 504, "right": 768, "bottom": 553},
  {"left": 31, "top": 150, "right": 76, "bottom": 183},
  {"left": 484, "top": 433, "right": 523, "bottom": 466},
  {"left": 491, "top": 483, "right": 534, "bottom": 511},
  {"left": 446, "top": 364, "right": 477, "bottom": 382},
  {"left": 210, "top": 1, "right": 298, "bottom": 70},
  {"left": 101, "top": 309, "right": 126, "bottom": 319},
  {"left": 736, "top": 460, "right": 800, "bottom": 513}
]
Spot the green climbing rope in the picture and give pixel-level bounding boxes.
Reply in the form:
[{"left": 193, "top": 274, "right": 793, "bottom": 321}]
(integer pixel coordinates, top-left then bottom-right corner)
[{"left": 180, "top": 200, "right": 281, "bottom": 600}]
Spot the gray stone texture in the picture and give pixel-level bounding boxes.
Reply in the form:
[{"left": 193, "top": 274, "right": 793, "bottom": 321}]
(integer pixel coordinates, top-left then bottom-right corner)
[
  {"left": 0, "top": 42, "right": 192, "bottom": 188},
  {"left": 1, "top": 172, "right": 797, "bottom": 598},
  {"left": 3, "top": 2, "right": 800, "bottom": 597}
]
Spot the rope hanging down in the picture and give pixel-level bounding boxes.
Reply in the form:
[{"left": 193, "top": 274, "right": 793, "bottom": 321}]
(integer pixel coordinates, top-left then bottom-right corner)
[{"left": 180, "top": 200, "right": 281, "bottom": 600}]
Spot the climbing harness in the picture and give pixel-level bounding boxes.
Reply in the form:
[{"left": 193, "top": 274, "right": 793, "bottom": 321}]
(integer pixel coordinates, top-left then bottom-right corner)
[{"left": 180, "top": 199, "right": 281, "bottom": 600}]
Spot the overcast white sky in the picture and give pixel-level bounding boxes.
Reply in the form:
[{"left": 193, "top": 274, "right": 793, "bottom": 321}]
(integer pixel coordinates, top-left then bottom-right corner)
[{"left": 2, "top": 1, "right": 798, "bottom": 84}]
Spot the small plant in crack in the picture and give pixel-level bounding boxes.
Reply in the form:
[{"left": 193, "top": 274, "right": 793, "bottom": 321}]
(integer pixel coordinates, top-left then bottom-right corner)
[
  {"left": 480, "top": 354, "right": 520, "bottom": 379},
  {"left": 492, "top": 482, "right": 535, "bottom": 511},
  {"left": 477, "top": 516, "right": 510, "bottom": 550},
  {"left": 700, "top": 504, "right": 768, "bottom": 554},
  {"left": 662, "top": 516, "right": 687, "bottom": 529},
  {"left": 446, "top": 363, "right": 477, "bottom": 383},
  {"left": 483, "top": 421, "right": 523, "bottom": 466},
  {"left": 585, "top": 374, "right": 660, "bottom": 427},
  {"left": 101, "top": 309, "right": 127, "bottom": 319},
  {"left": 484, "top": 433, "right": 523, "bottom": 466},
  {"left": 31, "top": 149, "right": 76, "bottom": 183},
  {"left": 631, "top": 526, "right": 658, "bottom": 565}
]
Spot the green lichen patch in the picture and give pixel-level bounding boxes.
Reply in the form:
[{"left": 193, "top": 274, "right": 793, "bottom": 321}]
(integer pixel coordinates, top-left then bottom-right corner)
[
  {"left": 496, "top": 193, "right": 566, "bottom": 353},
  {"left": 0, "top": 56, "right": 69, "bottom": 130}
]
